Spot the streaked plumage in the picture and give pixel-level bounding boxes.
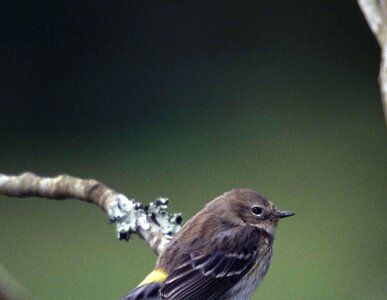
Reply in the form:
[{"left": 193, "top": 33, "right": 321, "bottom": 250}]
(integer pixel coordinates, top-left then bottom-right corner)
[{"left": 122, "top": 189, "right": 294, "bottom": 300}]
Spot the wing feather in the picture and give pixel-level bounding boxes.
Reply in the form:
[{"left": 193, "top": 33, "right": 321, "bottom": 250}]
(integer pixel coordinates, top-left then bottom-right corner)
[
  {"left": 157, "top": 226, "right": 263, "bottom": 300},
  {"left": 121, "top": 282, "right": 161, "bottom": 300},
  {"left": 160, "top": 249, "right": 257, "bottom": 300}
]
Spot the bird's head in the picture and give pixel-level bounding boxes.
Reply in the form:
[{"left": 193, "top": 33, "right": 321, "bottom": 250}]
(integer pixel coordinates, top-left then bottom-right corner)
[{"left": 207, "top": 189, "right": 295, "bottom": 237}]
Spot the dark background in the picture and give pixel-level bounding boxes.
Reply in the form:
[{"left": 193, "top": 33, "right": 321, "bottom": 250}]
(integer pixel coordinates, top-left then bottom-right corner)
[{"left": 0, "top": 2, "right": 386, "bottom": 299}]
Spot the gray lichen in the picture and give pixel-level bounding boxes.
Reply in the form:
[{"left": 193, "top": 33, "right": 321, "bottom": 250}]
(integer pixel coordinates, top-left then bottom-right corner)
[{"left": 107, "top": 194, "right": 183, "bottom": 244}]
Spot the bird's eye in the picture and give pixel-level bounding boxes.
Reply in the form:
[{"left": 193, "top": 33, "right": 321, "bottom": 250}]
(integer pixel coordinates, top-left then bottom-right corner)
[{"left": 251, "top": 206, "right": 263, "bottom": 216}]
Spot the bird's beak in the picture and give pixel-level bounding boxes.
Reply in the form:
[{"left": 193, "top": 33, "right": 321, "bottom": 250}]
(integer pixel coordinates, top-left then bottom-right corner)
[{"left": 274, "top": 210, "right": 295, "bottom": 219}]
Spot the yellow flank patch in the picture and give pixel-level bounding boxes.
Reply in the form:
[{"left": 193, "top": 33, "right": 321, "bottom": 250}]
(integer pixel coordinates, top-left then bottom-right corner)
[{"left": 138, "top": 269, "right": 168, "bottom": 287}]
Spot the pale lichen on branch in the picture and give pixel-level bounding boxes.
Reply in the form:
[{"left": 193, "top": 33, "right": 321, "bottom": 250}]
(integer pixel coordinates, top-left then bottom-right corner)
[
  {"left": 0, "top": 172, "right": 182, "bottom": 255},
  {"left": 109, "top": 194, "right": 182, "bottom": 254}
]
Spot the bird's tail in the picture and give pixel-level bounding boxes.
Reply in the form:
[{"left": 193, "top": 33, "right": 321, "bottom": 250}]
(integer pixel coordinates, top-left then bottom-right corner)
[{"left": 121, "top": 282, "right": 162, "bottom": 300}]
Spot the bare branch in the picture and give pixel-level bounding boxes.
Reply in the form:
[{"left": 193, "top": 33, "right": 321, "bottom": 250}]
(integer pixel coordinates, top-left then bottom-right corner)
[
  {"left": 379, "top": 46, "right": 387, "bottom": 123},
  {"left": 358, "top": 0, "right": 387, "bottom": 124},
  {"left": 0, "top": 172, "right": 119, "bottom": 211},
  {"left": 0, "top": 263, "right": 32, "bottom": 300},
  {"left": 0, "top": 172, "right": 182, "bottom": 255},
  {"left": 358, "top": 0, "right": 385, "bottom": 44}
]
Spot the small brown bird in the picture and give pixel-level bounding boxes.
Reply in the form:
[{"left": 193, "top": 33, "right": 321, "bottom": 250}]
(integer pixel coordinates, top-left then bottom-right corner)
[{"left": 122, "top": 189, "right": 295, "bottom": 300}]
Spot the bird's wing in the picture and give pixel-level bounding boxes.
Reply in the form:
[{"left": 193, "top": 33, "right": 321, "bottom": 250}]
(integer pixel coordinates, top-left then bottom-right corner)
[
  {"left": 159, "top": 248, "right": 257, "bottom": 300},
  {"left": 121, "top": 269, "right": 168, "bottom": 300},
  {"left": 121, "top": 282, "right": 161, "bottom": 300}
]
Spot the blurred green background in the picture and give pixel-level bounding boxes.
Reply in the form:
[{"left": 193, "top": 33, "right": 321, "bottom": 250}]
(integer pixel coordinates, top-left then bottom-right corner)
[{"left": 0, "top": 2, "right": 386, "bottom": 299}]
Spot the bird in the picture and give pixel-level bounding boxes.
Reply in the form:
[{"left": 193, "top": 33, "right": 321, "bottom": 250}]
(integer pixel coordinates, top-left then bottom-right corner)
[{"left": 122, "top": 188, "right": 295, "bottom": 300}]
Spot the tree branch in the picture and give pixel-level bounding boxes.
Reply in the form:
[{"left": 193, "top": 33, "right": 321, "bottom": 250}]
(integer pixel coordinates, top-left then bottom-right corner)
[
  {"left": 358, "top": 0, "right": 387, "bottom": 125},
  {"left": 0, "top": 263, "right": 32, "bottom": 300},
  {"left": 358, "top": 0, "right": 385, "bottom": 44},
  {"left": 0, "top": 172, "right": 182, "bottom": 255}
]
